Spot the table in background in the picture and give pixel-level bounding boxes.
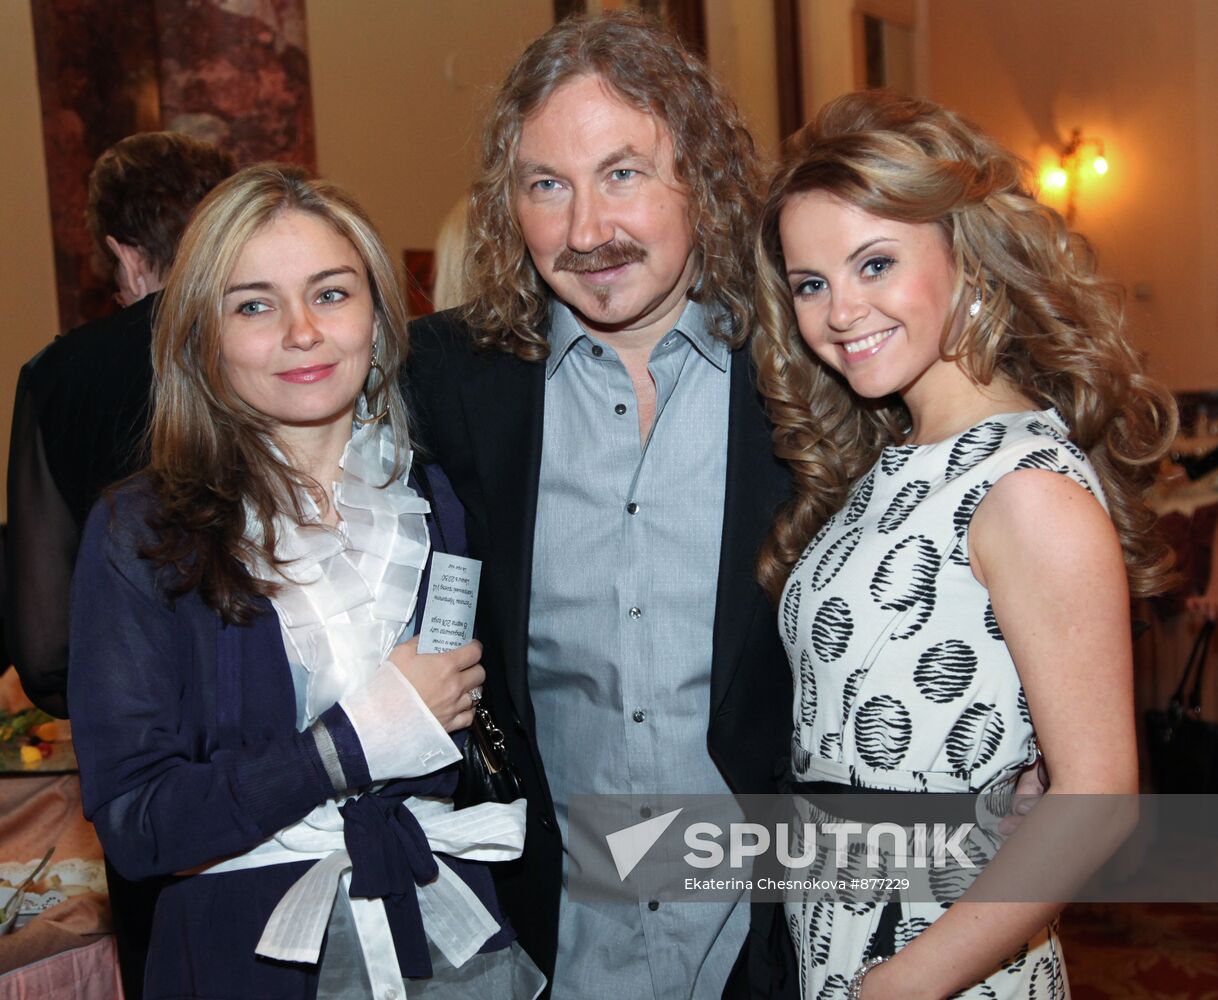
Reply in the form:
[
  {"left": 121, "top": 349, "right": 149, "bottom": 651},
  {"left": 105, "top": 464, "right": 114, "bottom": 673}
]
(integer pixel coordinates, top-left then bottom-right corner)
[{"left": 0, "top": 672, "right": 120, "bottom": 997}]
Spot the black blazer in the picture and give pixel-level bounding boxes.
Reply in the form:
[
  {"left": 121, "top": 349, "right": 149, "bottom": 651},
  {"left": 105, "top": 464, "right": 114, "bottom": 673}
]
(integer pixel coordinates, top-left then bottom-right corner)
[
  {"left": 406, "top": 309, "right": 798, "bottom": 996},
  {"left": 7, "top": 292, "right": 156, "bottom": 717}
]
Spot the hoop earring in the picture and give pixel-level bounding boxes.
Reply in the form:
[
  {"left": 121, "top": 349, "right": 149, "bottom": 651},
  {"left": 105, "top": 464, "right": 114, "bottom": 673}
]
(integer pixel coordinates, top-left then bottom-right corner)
[{"left": 354, "top": 357, "right": 390, "bottom": 425}]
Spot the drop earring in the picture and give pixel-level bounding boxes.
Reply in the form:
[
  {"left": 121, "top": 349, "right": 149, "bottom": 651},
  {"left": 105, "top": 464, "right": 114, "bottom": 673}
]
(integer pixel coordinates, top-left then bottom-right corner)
[
  {"left": 355, "top": 349, "right": 389, "bottom": 425},
  {"left": 968, "top": 288, "right": 983, "bottom": 318}
]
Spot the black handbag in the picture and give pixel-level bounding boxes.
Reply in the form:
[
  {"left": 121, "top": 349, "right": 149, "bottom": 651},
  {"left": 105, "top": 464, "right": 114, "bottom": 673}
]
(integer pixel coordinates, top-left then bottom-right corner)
[
  {"left": 412, "top": 462, "right": 525, "bottom": 809},
  {"left": 1145, "top": 619, "right": 1218, "bottom": 793},
  {"left": 453, "top": 698, "right": 525, "bottom": 808}
]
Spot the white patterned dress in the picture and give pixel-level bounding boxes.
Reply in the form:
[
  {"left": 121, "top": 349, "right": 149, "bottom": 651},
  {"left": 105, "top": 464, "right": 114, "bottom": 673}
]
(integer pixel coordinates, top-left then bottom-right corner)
[{"left": 780, "top": 409, "right": 1097, "bottom": 999}]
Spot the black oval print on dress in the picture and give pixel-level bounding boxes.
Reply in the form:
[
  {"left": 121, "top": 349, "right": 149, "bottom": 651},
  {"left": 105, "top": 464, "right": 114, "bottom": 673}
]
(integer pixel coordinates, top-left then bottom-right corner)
[
  {"left": 944, "top": 421, "right": 1007, "bottom": 482},
  {"left": 811, "top": 597, "right": 853, "bottom": 663},
  {"left": 782, "top": 579, "right": 801, "bottom": 646},
  {"left": 798, "top": 649, "right": 817, "bottom": 729},
  {"left": 1001, "top": 940, "right": 1030, "bottom": 975},
  {"left": 952, "top": 482, "right": 991, "bottom": 534},
  {"left": 913, "top": 639, "right": 977, "bottom": 703},
  {"left": 1015, "top": 447, "right": 1070, "bottom": 475},
  {"left": 870, "top": 534, "right": 938, "bottom": 639},
  {"left": 841, "top": 665, "right": 868, "bottom": 726},
  {"left": 881, "top": 445, "right": 919, "bottom": 477},
  {"left": 945, "top": 702, "right": 1006, "bottom": 774},
  {"left": 810, "top": 526, "right": 863, "bottom": 592},
  {"left": 791, "top": 735, "right": 811, "bottom": 776},
  {"left": 854, "top": 694, "right": 912, "bottom": 769},
  {"left": 878, "top": 480, "right": 931, "bottom": 534},
  {"left": 842, "top": 470, "right": 875, "bottom": 526},
  {"left": 806, "top": 902, "right": 833, "bottom": 967},
  {"left": 894, "top": 916, "right": 933, "bottom": 950},
  {"left": 947, "top": 481, "right": 992, "bottom": 566},
  {"left": 928, "top": 837, "right": 986, "bottom": 906},
  {"left": 1028, "top": 417, "right": 1088, "bottom": 464},
  {"left": 983, "top": 600, "right": 1003, "bottom": 641}
]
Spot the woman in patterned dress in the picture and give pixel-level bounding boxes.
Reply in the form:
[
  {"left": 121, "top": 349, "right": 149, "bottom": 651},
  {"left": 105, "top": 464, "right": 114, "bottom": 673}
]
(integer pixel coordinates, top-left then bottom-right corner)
[{"left": 751, "top": 91, "right": 1176, "bottom": 998}]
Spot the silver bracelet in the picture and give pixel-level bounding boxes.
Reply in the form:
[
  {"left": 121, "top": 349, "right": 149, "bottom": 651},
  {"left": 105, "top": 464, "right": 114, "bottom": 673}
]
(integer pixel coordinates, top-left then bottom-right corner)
[{"left": 847, "top": 956, "right": 889, "bottom": 1000}]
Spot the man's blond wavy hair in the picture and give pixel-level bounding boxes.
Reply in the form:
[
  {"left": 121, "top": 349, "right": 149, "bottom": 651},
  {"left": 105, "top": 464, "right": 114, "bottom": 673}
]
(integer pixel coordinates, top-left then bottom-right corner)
[
  {"left": 460, "top": 11, "right": 762, "bottom": 359},
  {"left": 752, "top": 90, "right": 1177, "bottom": 602}
]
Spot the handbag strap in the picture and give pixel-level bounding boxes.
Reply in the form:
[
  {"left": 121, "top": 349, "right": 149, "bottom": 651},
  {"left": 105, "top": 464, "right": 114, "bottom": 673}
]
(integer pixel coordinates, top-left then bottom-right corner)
[{"left": 1171, "top": 619, "right": 1216, "bottom": 712}]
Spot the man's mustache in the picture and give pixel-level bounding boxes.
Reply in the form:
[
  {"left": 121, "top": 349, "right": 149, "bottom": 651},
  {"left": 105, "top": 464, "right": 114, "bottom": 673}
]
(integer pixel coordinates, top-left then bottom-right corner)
[{"left": 553, "top": 241, "right": 648, "bottom": 274}]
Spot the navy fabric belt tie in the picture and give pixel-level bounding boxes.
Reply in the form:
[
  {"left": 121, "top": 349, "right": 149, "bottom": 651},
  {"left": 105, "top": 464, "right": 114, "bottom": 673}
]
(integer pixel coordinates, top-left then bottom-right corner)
[{"left": 341, "top": 791, "right": 437, "bottom": 977}]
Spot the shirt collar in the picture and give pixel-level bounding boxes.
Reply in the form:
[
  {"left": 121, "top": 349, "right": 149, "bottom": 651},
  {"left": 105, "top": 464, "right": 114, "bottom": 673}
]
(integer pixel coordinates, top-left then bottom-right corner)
[{"left": 544, "top": 297, "right": 730, "bottom": 379}]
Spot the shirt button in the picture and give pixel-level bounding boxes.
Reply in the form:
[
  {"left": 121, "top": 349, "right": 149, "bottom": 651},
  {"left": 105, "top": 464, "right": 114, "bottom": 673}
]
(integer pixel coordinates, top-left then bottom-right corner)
[
  {"left": 640, "top": 805, "right": 652, "bottom": 818},
  {"left": 626, "top": 501, "right": 639, "bottom": 515},
  {"left": 591, "top": 344, "right": 604, "bottom": 357},
  {"left": 384, "top": 990, "right": 399, "bottom": 1000},
  {"left": 633, "top": 709, "right": 646, "bottom": 723},
  {"left": 628, "top": 606, "right": 642, "bottom": 620},
  {"left": 648, "top": 900, "right": 660, "bottom": 911},
  {"left": 614, "top": 403, "right": 627, "bottom": 415}
]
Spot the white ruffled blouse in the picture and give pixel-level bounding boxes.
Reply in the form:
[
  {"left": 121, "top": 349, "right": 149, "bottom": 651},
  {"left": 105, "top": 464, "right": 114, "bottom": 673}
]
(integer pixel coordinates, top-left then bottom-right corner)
[
  {"left": 252, "top": 420, "right": 432, "bottom": 730},
  {"left": 217, "top": 422, "right": 531, "bottom": 998}
]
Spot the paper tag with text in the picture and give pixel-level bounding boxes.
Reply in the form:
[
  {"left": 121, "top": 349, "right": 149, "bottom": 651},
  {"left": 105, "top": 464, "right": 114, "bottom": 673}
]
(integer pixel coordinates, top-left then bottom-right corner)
[{"left": 417, "top": 553, "right": 481, "bottom": 653}]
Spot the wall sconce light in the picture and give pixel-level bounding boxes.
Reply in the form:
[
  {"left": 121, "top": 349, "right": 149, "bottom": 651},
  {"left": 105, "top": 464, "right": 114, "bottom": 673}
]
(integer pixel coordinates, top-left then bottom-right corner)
[{"left": 1040, "top": 127, "right": 1108, "bottom": 225}]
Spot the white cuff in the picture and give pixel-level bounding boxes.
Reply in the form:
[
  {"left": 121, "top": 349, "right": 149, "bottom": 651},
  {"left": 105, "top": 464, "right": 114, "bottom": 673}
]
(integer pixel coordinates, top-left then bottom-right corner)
[{"left": 339, "top": 662, "right": 461, "bottom": 780}]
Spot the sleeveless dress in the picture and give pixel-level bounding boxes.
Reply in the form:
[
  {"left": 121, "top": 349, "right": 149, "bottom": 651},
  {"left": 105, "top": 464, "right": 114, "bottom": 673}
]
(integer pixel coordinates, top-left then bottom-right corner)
[{"left": 779, "top": 409, "right": 1099, "bottom": 999}]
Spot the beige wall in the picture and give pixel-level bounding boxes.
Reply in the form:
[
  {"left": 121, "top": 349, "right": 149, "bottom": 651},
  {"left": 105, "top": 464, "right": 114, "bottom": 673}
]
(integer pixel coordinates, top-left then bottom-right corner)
[
  {"left": 800, "top": 0, "right": 856, "bottom": 116},
  {"left": 307, "top": 0, "right": 783, "bottom": 244},
  {"left": 0, "top": 0, "right": 58, "bottom": 522},
  {"left": 799, "top": 0, "right": 930, "bottom": 122},
  {"left": 705, "top": 0, "right": 780, "bottom": 156},
  {"left": 795, "top": 0, "right": 1216, "bottom": 390},
  {"left": 305, "top": 0, "right": 552, "bottom": 256},
  {"left": 921, "top": 0, "right": 1218, "bottom": 391},
  {"left": 7, "top": 1, "right": 1216, "bottom": 525},
  {"left": 0, "top": 2, "right": 555, "bottom": 523}
]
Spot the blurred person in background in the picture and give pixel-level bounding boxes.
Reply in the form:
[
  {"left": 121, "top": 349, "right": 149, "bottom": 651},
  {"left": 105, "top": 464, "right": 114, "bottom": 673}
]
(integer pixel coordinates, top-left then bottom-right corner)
[
  {"left": 431, "top": 196, "right": 471, "bottom": 312},
  {"left": 5, "top": 130, "right": 234, "bottom": 999},
  {"left": 7, "top": 130, "right": 235, "bottom": 718}
]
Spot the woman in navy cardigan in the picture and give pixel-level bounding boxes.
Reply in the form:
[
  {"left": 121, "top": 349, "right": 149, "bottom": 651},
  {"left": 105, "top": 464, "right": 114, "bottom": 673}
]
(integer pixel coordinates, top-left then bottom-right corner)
[{"left": 69, "top": 165, "right": 543, "bottom": 999}]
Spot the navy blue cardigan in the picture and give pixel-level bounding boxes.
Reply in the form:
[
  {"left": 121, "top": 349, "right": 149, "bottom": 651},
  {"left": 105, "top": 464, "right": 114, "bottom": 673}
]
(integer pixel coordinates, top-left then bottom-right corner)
[{"left": 68, "top": 467, "right": 512, "bottom": 998}]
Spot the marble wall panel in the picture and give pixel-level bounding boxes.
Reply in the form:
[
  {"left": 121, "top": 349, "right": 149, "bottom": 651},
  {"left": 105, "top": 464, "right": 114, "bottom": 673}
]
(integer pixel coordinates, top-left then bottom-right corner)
[
  {"left": 153, "top": 0, "right": 316, "bottom": 166},
  {"left": 32, "top": 0, "right": 315, "bottom": 331},
  {"left": 31, "top": 0, "right": 161, "bottom": 329}
]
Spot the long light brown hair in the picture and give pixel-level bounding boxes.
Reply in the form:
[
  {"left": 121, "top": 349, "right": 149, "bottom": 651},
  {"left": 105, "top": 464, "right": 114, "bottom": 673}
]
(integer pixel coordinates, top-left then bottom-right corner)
[
  {"left": 754, "top": 90, "right": 1177, "bottom": 601},
  {"left": 461, "top": 11, "right": 762, "bottom": 359},
  {"left": 146, "top": 164, "right": 412, "bottom": 624}
]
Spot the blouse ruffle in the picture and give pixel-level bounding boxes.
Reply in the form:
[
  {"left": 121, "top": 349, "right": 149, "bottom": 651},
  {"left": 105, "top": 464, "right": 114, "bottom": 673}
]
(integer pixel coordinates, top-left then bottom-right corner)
[{"left": 248, "top": 421, "right": 432, "bottom": 730}]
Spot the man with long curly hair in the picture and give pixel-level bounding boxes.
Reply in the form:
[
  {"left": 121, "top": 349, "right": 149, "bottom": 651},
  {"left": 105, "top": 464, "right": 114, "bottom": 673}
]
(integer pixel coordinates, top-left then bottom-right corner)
[{"left": 407, "top": 13, "right": 797, "bottom": 998}]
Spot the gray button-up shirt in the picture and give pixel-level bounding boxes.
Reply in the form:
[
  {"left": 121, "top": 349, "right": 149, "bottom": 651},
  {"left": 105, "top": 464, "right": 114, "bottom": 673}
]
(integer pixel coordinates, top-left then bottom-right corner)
[{"left": 529, "top": 298, "right": 745, "bottom": 999}]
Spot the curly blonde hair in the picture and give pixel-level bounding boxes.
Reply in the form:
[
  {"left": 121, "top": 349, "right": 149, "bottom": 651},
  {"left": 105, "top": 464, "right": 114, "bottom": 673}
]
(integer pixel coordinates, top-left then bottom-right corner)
[
  {"left": 753, "top": 90, "right": 1177, "bottom": 601},
  {"left": 461, "top": 10, "right": 762, "bottom": 359}
]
